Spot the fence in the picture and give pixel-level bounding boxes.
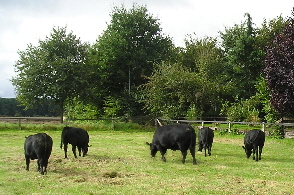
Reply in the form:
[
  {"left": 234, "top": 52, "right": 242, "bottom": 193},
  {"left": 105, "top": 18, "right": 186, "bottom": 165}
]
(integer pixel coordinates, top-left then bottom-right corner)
[
  {"left": 1, "top": 116, "right": 294, "bottom": 138},
  {"left": 0, "top": 117, "right": 60, "bottom": 129},
  {"left": 156, "top": 118, "right": 294, "bottom": 138}
]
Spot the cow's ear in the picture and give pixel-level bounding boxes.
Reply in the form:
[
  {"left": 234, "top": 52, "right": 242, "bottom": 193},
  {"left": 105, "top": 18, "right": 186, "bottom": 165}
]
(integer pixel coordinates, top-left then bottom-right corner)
[
  {"left": 242, "top": 146, "right": 246, "bottom": 150},
  {"left": 146, "top": 142, "right": 151, "bottom": 146}
]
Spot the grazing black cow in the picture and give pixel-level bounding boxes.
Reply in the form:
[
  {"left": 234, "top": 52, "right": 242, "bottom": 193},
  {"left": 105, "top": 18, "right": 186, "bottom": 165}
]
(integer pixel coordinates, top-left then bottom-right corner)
[
  {"left": 146, "top": 124, "right": 197, "bottom": 164},
  {"left": 242, "top": 129, "right": 265, "bottom": 161},
  {"left": 24, "top": 133, "right": 53, "bottom": 175},
  {"left": 198, "top": 127, "right": 214, "bottom": 157},
  {"left": 60, "top": 126, "right": 90, "bottom": 158}
]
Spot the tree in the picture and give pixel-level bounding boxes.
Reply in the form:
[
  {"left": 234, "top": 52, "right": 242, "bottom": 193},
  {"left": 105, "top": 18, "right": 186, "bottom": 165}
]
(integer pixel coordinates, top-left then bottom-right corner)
[
  {"left": 141, "top": 62, "right": 202, "bottom": 119},
  {"left": 220, "top": 13, "right": 263, "bottom": 99},
  {"left": 180, "top": 36, "right": 233, "bottom": 117},
  {"left": 264, "top": 9, "right": 294, "bottom": 117},
  {"left": 221, "top": 16, "right": 287, "bottom": 122},
  {"left": 90, "top": 4, "right": 173, "bottom": 116},
  {"left": 12, "top": 26, "right": 90, "bottom": 122}
]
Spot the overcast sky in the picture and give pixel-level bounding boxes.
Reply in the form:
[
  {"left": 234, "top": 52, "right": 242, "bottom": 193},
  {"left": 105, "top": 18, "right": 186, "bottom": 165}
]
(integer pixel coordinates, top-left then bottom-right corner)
[{"left": 0, "top": 0, "right": 293, "bottom": 98}]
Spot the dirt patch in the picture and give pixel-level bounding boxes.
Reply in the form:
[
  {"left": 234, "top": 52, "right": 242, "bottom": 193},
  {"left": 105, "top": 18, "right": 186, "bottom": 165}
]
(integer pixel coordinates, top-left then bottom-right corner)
[{"left": 214, "top": 137, "right": 243, "bottom": 145}]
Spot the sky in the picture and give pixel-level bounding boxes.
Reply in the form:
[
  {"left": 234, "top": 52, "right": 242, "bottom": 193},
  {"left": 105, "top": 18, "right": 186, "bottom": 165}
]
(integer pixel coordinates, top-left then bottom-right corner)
[{"left": 0, "top": 0, "right": 293, "bottom": 98}]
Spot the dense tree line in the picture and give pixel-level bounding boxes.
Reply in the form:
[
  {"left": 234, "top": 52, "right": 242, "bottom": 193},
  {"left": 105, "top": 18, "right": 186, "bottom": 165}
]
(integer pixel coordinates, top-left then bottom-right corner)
[
  {"left": 0, "top": 98, "right": 58, "bottom": 117},
  {"left": 11, "top": 4, "right": 294, "bottom": 122}
]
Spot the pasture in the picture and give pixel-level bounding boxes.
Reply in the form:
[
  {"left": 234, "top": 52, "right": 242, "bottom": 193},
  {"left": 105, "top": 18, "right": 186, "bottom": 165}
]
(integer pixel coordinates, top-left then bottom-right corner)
[{"left": 0, "top": 126, "right": 294, "bottom": 195}]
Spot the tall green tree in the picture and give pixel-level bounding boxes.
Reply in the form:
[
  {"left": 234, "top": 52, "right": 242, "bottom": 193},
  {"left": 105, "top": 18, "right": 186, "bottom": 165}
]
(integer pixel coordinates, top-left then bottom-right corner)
[
  {"left": 220, "top": 13, "right": 263, "bottom": 99},
  {"left": 90, "top": 4, "right": 173, "bottom": 116},
  {"left": 12, "top": 26, "right": 90, "bottom": 122},
  {"left": 264, "top": 9, "right": 294, "bottom": 117}
]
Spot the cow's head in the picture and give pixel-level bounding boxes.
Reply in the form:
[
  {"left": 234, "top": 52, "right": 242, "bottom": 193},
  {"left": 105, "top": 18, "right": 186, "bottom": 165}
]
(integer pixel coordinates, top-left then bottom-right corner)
[
  {"left": 83, "top": 147, "right": 89, "bottom": 156},
  {"left": 242, "top": 145, "right": 252, "bottom": 158},
  {"left": 146, "top": 142, "right": 158, "bottom": 157}
]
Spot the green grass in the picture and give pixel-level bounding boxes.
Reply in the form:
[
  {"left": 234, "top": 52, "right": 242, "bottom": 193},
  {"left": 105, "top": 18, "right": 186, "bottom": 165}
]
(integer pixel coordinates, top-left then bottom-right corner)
[{"left": 0, "top": 127, "right": 294, "bottom": 195}]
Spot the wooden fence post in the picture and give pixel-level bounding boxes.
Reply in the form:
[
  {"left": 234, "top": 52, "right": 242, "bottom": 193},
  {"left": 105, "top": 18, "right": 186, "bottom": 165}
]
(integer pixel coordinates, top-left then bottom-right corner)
[
  {"left": 262, "top": 122, "right": 265, "bottom": 132},
  {"left": 228, "top": 122, "right": 231, "bottom": 132},
  {"left": 18, "top": 119, "right": 22, "bottom": 130}
]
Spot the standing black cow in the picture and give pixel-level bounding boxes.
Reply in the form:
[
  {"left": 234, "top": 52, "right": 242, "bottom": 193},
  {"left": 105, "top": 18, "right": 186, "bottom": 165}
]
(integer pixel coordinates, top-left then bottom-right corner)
[
  {"left": 242, "top": 129, "right": 265, "bottom": 161},
  {"left": 24, "top": 133, "right": 53, "bottom": 175},
  {"left": 198, "top": 127, "right": 214, "bottom": 157},
  {"left": 60, "top": 126, "right": 90, "bottom": 158},
  {"left": 146, "top": 124, "right": 197, "bottom": 164}
]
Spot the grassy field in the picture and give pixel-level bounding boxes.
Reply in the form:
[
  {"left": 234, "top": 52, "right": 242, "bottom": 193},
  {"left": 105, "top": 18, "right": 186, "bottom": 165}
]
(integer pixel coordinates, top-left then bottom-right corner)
[{"left": 0, "top": 125, "right": 294, "bottom": 195}]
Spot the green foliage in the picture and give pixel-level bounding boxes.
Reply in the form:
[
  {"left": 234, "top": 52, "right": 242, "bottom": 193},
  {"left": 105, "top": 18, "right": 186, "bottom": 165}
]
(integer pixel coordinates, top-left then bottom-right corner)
[
  {"left": 255, "top": 76, "right": 279, "bottom": 123},
  {"left": 65, "top": 99, "right": 101, "bottom": 120},
  {"left": 90, "top": 4, "right": 173, "bottom": 116},
  {"left": 221, "top": 96, "right": 261, "bottom": 122},
  {"left": 185, "top": 104, "right": 203, "bottom": 120},
  {"left": 141, "top": 62, "right": 201, "bottom": 118},
  {"left": 12, "top": 26, "right": 90, "bottom": 121},
  {"left": 220, "top": 13, "right": 263, "bottom": 99},
  {"left": 142, "top": 35, "right": 235, "bottom": 119},
  {"left": 103, "top": 96, "right": 122, "bottom": 118}
]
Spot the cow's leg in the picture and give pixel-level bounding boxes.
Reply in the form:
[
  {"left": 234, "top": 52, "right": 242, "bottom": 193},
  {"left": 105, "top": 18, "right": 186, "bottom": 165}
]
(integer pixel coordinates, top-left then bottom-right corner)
[
  {"left": 204, "top": 144, "right": 207, "bottom": 157},
  {"left": 63, "top": 144, "right": 68, "bottom": 158},
  {"left": 181, "top": 150, "right": 187, "bottom": 164},
  {"left": 259, "top": 146, "right": 263, "bottom": 160},
  {"left": 178, "top": 143, "right": 188, "bottom": 164},
  {"left": 208, "top": 144, "right": 212, "bottom": 156},
  {"left": 37, "top": 159, "right": 40, "bottom": 172},
  {"left": 43, "top": 159, "right": 48, "bottom": 174},
  {"left": 160, "top": 149, "right": 167, "bottom": 162},
  {"left": 38, "top": 159, "right": 45, "bottom": 175},
  {"left": 189, "top": 147, "right": 197, "bottom": 165},
  {"left": 253, "top": 145, "right": 258, "bottom": 161},
  {"left": 72, "top": 145, "right": 77, "bottom": 158},
  {"left": 198, "top": 141, "right": 203, "bottom": 152},
  {"left": 78, "top": 147, "right": 82, "bottom": 156},
  {"left": 157, "top": 145, "right": 167, "bottom": 162},
  {"left": 25, "top": 155, "right": 30, "bottom": 171}
]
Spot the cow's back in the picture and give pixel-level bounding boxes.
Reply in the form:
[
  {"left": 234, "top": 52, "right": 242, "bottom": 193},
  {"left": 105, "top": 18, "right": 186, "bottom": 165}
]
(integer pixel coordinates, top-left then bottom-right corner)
[
  {"left": 154, "top": 124, "right": 196, "bottom": 149},
  {"left": 25, "top": 133, "right": 53, "bottom": 158},
  {"left": 62, "top": 127, "right": 89, "bottom": 147},
  {"left": 244, "top": 129, "right": 265, "bottom": 146},
  {"left": 199, "top": 127, "right": 214, "bottom": 143}
]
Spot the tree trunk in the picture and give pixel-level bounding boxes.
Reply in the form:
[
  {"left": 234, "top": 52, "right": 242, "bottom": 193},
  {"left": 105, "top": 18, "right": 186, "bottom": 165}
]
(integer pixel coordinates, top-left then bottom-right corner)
[{"left": 60, "top": 101, "right": 64, "bottom": 124}]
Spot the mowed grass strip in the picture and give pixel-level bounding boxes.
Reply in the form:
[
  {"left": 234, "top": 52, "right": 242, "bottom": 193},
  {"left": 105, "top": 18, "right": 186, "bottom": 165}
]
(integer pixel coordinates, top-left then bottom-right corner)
[{"left": 0, "top": 129, "right": 293, "bottom": 195}]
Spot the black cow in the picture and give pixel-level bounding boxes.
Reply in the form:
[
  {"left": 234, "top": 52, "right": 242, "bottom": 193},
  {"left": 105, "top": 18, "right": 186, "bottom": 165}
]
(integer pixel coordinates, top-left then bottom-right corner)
[
  {"left": 60, "top": 126, "right": 90, "bottom": 158},
  {"left": 242, "top": 129, "right": 265, "bottom": 161},
  {"left": 146, "top": 124, "right": 197, "bottom": 164},
  {"left": 198, "top": 127, "right": 214, "bottom": 157},
  {"left": 24, "top": 133, "right": 53, "bottom": 175}
]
